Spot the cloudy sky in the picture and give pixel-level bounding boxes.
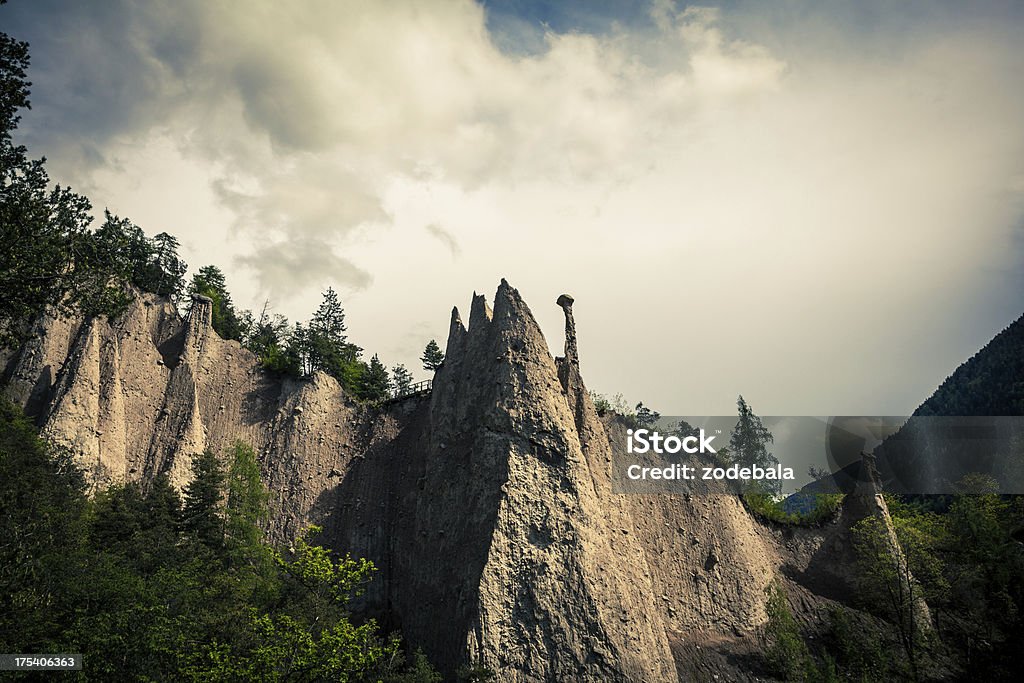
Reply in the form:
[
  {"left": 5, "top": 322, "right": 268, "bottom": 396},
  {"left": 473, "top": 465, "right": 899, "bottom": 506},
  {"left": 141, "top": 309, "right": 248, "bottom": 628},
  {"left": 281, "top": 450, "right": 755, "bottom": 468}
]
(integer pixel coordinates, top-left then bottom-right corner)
[{"left": 5, "top": 0, "right": 1023, "bottom": 415}]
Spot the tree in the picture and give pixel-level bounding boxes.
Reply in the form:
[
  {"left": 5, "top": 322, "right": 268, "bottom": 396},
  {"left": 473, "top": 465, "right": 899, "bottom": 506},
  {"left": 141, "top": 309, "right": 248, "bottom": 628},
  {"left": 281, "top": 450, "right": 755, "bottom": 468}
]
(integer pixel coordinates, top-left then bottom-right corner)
[
  {"left": 674, "top": 418, "right": 699, "bottom": 438},
  {"left": 189, "top": 265, "right": 242, "bottom": 341},
  {"left": 0, "top": 29, "right": 119, "bottom": 343},
  {"left": 421, "top": 339, "right": 444, "bottom": 372},
  {"left": 145, "top": 232, "right": 188, "bottom": 300},
  {"left": 728, "top": 395, "right": 779, "bottom": 493},
  {"left": 0, "top": 398, "right": 88, "bottom": 653},
  {"left": 763, "top": 584, "right": 813, "bottom": 680},
  {"left": 852, "top": 505, "right": 944, "bottom": 680},
  {"left": 361, "top": 354, "right": 391, "bottom": 401},
  {"left": 240, "top": 302, "right": 290, "bottom": 369},
  {"left": 807, "top": 466, "right": 830, "bottom": 481},
  {"left": 307, "top": 288, "right": 365, "bottom": 393},
  {"left": 310, "top": 287, "right": 347, "bottom": 343},
  {"left": 186, "top": 526, "right": 396, "bottom": 681},
  {"left": 180, "top": 450, "right": 226, "bottom": 551},
  {"left": 280, "top": 322, "right": 311, "bottom": 377},
  {"left": 0, "top": 394, "right": 416, "bottom": 679},
  {"left": 225, "top": 441, "right": 269, "bottom": 556},
  {"left": 942, "top": 477, "right": 1023, "bottom": 670},
  {"left": 392, "top": 364, "right": 413, "bottom": 395},
  {"left": 634, "top": 402, "right": 660, "bottom": 428}
]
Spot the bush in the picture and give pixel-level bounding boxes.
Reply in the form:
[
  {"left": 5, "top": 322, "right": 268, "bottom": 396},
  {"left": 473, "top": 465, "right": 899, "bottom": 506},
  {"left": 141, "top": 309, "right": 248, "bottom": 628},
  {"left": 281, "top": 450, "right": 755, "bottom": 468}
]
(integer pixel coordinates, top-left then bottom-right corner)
[
  {"left": 764, "top": 584, "right": 813, "bottom": 680},
  {"left": 743, "top": 490, "right": 843, "bottom": 527}
]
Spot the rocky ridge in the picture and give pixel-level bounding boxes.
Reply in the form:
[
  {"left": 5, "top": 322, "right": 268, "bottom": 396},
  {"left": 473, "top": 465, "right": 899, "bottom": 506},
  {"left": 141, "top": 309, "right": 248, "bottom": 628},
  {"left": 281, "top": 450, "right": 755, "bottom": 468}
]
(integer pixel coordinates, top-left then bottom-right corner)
[{"left": 1, "top": 280, "right": 913, "bottom": 680}]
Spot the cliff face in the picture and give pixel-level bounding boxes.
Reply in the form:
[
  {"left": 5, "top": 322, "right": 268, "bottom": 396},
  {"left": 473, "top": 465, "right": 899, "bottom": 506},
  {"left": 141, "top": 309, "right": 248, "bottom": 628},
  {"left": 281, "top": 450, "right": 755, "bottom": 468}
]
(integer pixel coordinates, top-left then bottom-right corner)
[
  {"left": 2, "top": 281, "right": 908, "bottom": 680},
  {"left": 2, "top": 292, "right": 359, "bottom": 542}
]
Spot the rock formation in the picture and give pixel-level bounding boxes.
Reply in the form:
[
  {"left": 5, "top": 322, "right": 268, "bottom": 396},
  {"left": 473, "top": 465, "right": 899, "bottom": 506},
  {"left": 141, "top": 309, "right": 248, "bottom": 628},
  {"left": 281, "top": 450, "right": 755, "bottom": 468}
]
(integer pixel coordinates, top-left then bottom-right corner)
[{"left": 1, "top": 280, "right": 921, "bottom": 680}]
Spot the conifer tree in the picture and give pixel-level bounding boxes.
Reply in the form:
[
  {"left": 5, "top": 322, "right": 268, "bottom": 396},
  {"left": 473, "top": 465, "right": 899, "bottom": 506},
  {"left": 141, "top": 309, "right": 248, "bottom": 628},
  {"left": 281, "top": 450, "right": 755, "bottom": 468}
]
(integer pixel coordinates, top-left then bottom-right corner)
[
  {"left": 728, "top": 395, "right": 780, "bottom": 494},
  {"left": 308, "top": 288, "right": 364, "bottom": 392},
  {"left": 421, "top": 339, "right": 444, "bottom": 372},
  {"left": 180, "top": 450, "right": 226, "bottom": 550},
  {"left": 392, "top": 364, "right": 413, "bottom": 395},
  {"left": 189, "top": 265, "right": 243, "bottom": 341},
  {"left": 361, "top": 354, "right": 391, "bottom": 401},
  {"left": 225, "top": 441, "right": 269, "bottom": 554}
]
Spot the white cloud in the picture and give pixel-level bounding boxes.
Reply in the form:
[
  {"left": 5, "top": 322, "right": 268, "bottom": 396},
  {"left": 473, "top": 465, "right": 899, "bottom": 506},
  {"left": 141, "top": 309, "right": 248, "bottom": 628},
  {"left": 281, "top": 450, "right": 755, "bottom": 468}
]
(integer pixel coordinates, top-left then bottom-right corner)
[{"left": 10, "top": 0, "right": 1024, "bottom": 413}]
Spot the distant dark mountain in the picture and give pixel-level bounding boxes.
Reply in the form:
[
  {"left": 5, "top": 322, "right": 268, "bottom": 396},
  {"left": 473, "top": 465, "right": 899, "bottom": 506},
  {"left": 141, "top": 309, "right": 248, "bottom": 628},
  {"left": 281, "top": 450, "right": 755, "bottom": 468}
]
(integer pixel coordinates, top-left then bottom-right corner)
[
  {"left": 874, "top": 312, "right": 1024, "bottom": 493},
  {"left": 913, "top": 313, "right": 1024, "bottom": 417},
  {"left": 794, "top": 312, "right": 1024, "bottom": 499}
]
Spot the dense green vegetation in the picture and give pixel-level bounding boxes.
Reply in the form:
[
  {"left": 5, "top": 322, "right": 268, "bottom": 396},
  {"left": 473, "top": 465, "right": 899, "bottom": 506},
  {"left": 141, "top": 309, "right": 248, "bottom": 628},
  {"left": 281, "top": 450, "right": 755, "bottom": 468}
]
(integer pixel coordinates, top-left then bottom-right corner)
[
  {"left": 0, "top": 399, "right": 439, "bottom": 681},
  {"left": 914, "top": 313, "right": 1024, "bottom": 417},
  {"left": 762, "top": 490, "right": 1024, "bottom": 681},
  {"left": 743, "top": 490, "right": 843, "bottom": 526}
]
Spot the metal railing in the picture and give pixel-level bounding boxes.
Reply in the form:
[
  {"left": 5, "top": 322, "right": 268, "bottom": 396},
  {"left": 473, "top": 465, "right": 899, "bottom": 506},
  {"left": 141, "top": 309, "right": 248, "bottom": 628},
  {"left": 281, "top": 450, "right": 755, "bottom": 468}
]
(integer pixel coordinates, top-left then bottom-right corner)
[{"left": 387, "top": 378, "right": 432, "bottom": 403}]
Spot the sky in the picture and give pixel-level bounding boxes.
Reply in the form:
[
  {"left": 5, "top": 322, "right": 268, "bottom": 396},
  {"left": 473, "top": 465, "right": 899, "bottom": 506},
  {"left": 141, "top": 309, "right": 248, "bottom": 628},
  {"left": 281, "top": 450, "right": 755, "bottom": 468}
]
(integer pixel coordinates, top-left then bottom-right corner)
[{"left": 4, "top": 0, "right": 1023, "bottom": 415}]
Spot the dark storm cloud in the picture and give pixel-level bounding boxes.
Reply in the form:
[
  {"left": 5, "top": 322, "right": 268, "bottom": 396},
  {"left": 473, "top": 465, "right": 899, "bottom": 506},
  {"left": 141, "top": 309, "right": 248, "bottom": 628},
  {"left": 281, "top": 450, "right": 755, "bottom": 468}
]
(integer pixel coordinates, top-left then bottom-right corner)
[{"left": 5, "top": 1, "right": 204, "bottom": 173}]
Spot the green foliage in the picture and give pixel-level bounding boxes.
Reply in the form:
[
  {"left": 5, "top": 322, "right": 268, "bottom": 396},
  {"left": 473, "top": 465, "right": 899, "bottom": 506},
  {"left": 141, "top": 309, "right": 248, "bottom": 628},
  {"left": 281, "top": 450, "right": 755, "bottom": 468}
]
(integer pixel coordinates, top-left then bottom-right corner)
[
  {"left": 0, "top": 30, "right": 191, "bottom": 344},
  {"left": 939, "top": 480, "right": 1024, "bottom": 675},
  {"left": 183, "top": 526, "right": 393, "bottom": 681},
  {"left": 763, "top": 584, "right": 813, "bottom": 681},
  {"left": 728, "top": 395, "right": 781, "bottom": 495},
  {"left": 361, "top": 354, "right": 391, "bottom": 401},
  {"left": 743, "top": 491, "right": 843, "bottom": 526},
  {"left": 189, "top": 265, "right": 243, "bottom": 341},
  {"left": 456, "top": 661, "right": 497, "bottom": 682},
  {"left": 180, "top": 449, "right": 227, "bottom": 550},
  {"left": 240, "top": 303, "right": 292, "bottom": 371},
  {"left": 269, "top": 288, "right": 371, "bottom": 395},
  {"left": 308, "top": 287, "right": 363, "bottom": 382},
  {"left": 852, "top": 504, "right": 946, "bottom": 679},
  {"left": 421, "top": 339, "right": 444, "bottom": 372},
  {"left": 144, "top": 232, "right": 188, "bottom": 300},
  {"left": 590, "top": 391, "right": 612, "bottom": 415},
  {"left": 588, "top": 392, "right": 649, "bottom": 428},
  {"left": 0, "top": 398, "right": 87, "bottom": 653},
  {"left": 0, "top": 59, "right": 115, "bottom": 344},
  {"left": 633, "top": 402, "right": 660, "bottom": 428},
  {"left": 914, "top": 312, "right": 1024, "bottom": 417},
  {"left": 392, "top": 364, "right": 414, "bottom": 395},
  {"left": 822, "top": 605, "right": 887, "bottom": 681},
  {"left": 225, "top": 441, "right": 270, "bottom": 557},
  {"left": 0, "top": 398, "right": 432, "bottom": 679},
  {"left": 385, "top": 648, "right": 443, "bottom": 683}
]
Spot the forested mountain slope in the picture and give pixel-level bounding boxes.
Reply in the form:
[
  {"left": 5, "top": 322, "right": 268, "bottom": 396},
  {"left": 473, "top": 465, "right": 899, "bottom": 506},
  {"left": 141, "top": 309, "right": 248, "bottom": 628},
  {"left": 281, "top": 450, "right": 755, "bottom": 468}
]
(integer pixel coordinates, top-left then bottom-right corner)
[{"left": 914, "top": 313, "right": 1024, "bottom": 417}]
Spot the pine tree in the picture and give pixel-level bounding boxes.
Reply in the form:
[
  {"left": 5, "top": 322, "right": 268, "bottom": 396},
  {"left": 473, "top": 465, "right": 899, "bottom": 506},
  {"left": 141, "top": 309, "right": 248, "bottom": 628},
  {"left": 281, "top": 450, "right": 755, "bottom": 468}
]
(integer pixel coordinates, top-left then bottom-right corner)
[
  {"left": 634, "top": 402, "right": 660, "bottom": 428},
  {"left": 139, "top": 473, "right": 182, "bottom": 571},
  {"left": 240, "top": 303, "right": 291, "bottom": 370},
  {"left": 392, "top": 364, "right": 413, "bottom": 395},
  {"left": 180, "top": 450, "right": 226, "bottom": 550},
  {"left": 728, "top": 395, "right": 779, "bottom": 494},
  {"left": 146, "top": 232, "right": 188, "bottom": 300},
  {"left": 421, "top": 339, "right": 444, "bottom": 372},
  {"left": 307, "top": 288, "right": 364, "bottom": 392},
  {"left": 189, "top": 265, "right": 243, "bottom": 341},
  {"left": 361, "top": 354, "right": 391, "bottom": 401},
  {"left": 225, "top": 441, "right": 269, "bottom": 555},
  {"left": 310, "top": 287, "right": 347, "bottom": 343}
]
